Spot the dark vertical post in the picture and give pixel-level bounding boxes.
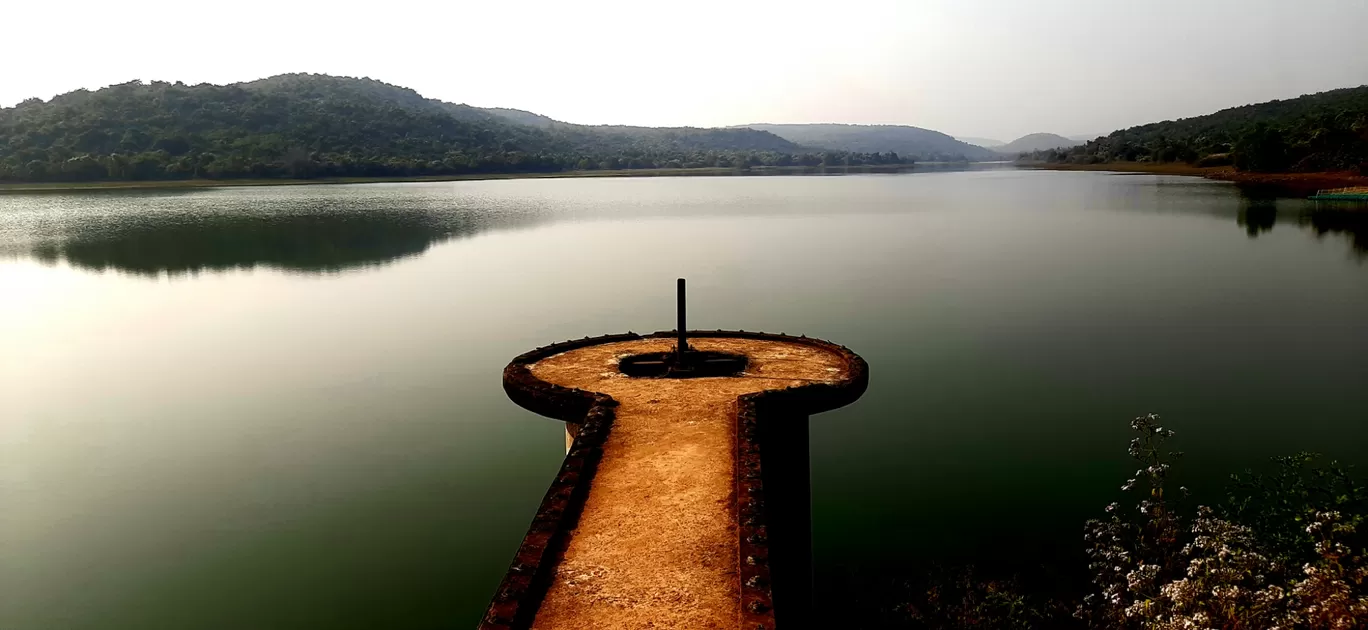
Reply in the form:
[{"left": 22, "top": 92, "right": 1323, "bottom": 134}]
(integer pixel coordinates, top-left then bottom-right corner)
[{"left": 677, "top": 278, "right": 688, "bottom": 354}]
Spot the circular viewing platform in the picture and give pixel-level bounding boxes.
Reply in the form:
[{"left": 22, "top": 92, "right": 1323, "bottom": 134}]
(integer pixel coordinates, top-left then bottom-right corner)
[{"left": 483, "top": 331, "right": 867, "bottom": 630}]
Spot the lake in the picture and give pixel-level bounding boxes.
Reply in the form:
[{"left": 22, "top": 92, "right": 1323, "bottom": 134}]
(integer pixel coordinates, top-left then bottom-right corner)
[{"left": 2, "top": 169, "right": 1366, "bottom": 628}]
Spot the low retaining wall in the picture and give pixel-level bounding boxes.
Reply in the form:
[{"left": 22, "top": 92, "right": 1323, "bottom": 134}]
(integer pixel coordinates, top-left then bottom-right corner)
[{"left": 481, "top": 331, "right": 868, "bottom": 630}]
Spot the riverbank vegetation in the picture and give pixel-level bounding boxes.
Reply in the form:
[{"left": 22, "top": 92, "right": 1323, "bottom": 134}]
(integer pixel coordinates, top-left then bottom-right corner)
[
  {"left": 834, "top": 414, "right": 1368, "bottom": 629},
  {"left": 0, "top": 74, "right": 917, "bottom": 184},
  {"left": 1021, "top": 86, "right": 1368, "bottom": 180}
]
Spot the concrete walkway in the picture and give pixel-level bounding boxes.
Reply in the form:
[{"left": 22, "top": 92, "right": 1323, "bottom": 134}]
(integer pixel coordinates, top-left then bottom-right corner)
[{"left": 525, "top": 337, "right": 849, "bottom": 630}]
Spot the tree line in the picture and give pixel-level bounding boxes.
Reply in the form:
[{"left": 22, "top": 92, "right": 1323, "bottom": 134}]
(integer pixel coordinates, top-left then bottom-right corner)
[
  {"left": 0, "top": 74, "right": 914, "bottom": 183},
  {"left": 1020, "top": 85, "right": 1368, "bottom": 173}
]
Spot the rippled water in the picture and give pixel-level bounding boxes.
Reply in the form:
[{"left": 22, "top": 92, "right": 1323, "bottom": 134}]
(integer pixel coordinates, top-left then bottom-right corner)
[{"left": 2, "top": 170, "right": 1366, "bottom": 628}]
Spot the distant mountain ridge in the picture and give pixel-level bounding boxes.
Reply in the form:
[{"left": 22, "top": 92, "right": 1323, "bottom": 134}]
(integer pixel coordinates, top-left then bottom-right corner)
[
  {"left": 738, "top": 123, "right": 998, "bottom": 161},
  {"left": 478, "top": 111, "right": 998, "bottom": 161},
  {"left": 997, "top": 133, "right": 1081, "bottom": 153},
  {"left": 478, "top": 108, "right": 801, "bottom": 153},
  {"left": 956, "top": 136, "right": 1006, "bottom": 149}
]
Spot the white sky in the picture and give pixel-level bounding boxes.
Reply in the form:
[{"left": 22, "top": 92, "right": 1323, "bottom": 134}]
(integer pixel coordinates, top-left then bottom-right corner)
[{"left": 4, "top": 0, "right": 1367, "bottom": 141}]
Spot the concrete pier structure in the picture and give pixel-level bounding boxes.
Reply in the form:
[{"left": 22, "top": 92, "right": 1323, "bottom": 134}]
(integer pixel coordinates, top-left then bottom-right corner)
[{"left": 481, "top": 331, "right": 867, "bottom": 630}]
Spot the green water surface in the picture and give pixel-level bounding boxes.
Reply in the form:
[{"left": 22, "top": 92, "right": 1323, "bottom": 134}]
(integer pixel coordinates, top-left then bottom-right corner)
[{"left": 2, "top": 170, "right": 1365, "bottom": 628}]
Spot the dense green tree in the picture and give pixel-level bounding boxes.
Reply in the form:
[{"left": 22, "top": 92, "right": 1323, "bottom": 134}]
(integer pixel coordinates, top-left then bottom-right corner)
[{"left": 1233, "top": 124, "right": 1289, "bottom": 172}]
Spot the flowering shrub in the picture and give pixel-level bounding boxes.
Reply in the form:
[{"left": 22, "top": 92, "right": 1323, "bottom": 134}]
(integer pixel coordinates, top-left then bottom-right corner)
[
  {"left": 836, "top": 414, "right": 1366, "bottom": 629},
  {"left": 1079, "top": 414, "right": 1368, "bottom": 629}
]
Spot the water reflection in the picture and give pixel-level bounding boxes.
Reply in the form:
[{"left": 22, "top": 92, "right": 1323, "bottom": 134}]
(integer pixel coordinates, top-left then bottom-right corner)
[
  {"left": 1301, "top": 210, "right": 1368, "bottom": 258},
  {"left": 5, "top": 173, "right": 1368, "bottom": 630},
  {"left": 2, "top": 187, "right": 552, "bottom": 275},
  {"left": 1230, "top": 189, "right": 1368, "bottom": 257},
  {"left": 30, "top": 212, "right": 479, "bottom": 275},
  {"left": 1237, "top": 199, "right": 1278, "bottom": 237}
]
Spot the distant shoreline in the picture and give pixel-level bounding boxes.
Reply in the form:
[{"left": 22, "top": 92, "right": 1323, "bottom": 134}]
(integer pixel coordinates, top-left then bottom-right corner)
[
  {"left": 0, "top": 164, "right": 988, "bottom": 194},
  {"left": 0, "top": 167, "right": 760, "bottom": 193},
  {"left": 1022, "top": 161, "right": 1368, "bottom": 197},
  {"left": 15, "top": 161, "right": 1356, "bottom": 197}
]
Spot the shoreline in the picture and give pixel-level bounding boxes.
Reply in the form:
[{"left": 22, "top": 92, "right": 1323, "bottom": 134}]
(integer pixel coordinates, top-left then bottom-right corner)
[
  {"left": 1023, "top": 161, "right": 1368, "bottom": 197},
  {"left": 0, "top": 164, "right": 973, "bottom": 194},
  {"left": 9, "top": 161, "right": 1362, "bottom": 198},
  {"left": 0, "top": 167, "right": 758, "bottom": 193}
]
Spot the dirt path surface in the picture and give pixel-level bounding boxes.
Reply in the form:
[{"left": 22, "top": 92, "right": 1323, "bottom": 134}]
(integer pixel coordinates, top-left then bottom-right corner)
[{"left": 526, "top": 337, "right": 849, "bottom": 630}]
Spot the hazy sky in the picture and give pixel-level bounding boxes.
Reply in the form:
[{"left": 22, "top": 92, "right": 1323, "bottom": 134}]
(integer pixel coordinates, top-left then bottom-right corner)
[{"left": 5, "top": 0, "right": 1367, "bottom": 140}]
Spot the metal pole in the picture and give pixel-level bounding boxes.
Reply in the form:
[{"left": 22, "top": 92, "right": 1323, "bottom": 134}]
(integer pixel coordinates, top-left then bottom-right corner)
[{"left": 677, "top": 278, "right": 688, "bottom": 354}]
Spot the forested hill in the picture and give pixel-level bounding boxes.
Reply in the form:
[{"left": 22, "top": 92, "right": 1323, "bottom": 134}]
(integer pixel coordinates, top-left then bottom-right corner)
[
  {"left": 479, "top": 107, "right": 560, "bottom": 129},
  {"left": 478, "top": 108, "right": 802, "bottom": 153},
  {"left": 997, "top": 133, "right": 1079, "bottom": 153},
  {"left": 0, "top": 74, "right": 898, "bottom": 184},
  {"left": 1026, "top": 85, "right": 1368, "bottom": 172},
  {"left": 740, "top": 123, "right": 1000, "bottom": 161}
]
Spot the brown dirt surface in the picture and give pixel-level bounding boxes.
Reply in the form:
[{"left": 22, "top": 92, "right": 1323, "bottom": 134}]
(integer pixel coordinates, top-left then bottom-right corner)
[
  {"left": 526, "top": 337, "right": 850, "bottom": 630},
  {"left": 1028, "top": 162, "right": 1368, "bottom": 196},
  {"left": 1025, "top": 161, "right": 1229, "bottom": 177}
]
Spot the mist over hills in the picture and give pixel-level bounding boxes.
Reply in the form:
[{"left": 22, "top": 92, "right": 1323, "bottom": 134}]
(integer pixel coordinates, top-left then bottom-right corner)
[
  {"left": 476, "top": 110, "right": 999, "bottom": 162},
  {"left": 996, "top": 133, "right": 1082, "bottom": 153},
  {"left": 740, "top": 123, "right": 998, "bottom": 161},
  {"left": 955, "top": 136, "right": 1005, "bottom": 149}
]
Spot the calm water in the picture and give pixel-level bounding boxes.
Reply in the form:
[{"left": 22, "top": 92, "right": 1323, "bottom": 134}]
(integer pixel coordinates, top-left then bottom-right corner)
[{"left": 3, "top": 170, "right": 1366, "bottom": 628}]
